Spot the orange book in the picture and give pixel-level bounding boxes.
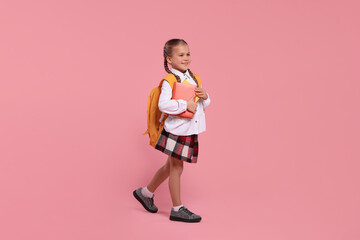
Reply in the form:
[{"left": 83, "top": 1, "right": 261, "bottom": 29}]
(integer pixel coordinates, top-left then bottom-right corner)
[{"left": 172, "top": 82, "right": 198, "bottom": 118}]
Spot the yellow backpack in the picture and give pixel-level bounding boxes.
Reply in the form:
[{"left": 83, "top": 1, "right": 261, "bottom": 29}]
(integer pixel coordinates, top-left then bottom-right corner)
[{"left": 143, "top": 73, "right": 201, "bottom": 147}]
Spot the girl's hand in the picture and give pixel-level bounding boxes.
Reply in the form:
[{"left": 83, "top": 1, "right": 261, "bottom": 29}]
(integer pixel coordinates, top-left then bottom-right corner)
[
  {"left": 195, "top": 87, "right": 208, "bottom": 100},
  {"left": 187, "top": 95, "right": 197, "bottom": 113}
]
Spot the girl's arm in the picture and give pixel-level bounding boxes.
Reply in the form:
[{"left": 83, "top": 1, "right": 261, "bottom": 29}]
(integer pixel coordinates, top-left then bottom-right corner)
[
  {"left": 201, "top": 92, "right": 211, "bottom": 109},
  {"left": 158, "top": 80, "right": 187, "bottom": 114},
  {"left": 196, "top": 86, "right": 210, "bottom": 109}
]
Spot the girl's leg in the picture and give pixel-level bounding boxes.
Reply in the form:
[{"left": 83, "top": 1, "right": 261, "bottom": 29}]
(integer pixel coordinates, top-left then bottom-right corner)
[
  {"left": 168, "top": 156, "right": 184, "bottom": 206},
  {"left": 146, "top": 156, "right": 171, "bottom": 193}
]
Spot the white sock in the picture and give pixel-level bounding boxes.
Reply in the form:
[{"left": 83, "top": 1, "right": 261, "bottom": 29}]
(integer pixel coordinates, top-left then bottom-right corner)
[
  {"left": 172, "top": 205, "right": 184, "bottom": 212},
  {"left": 141, "top": 186, "right": 154, "bottom": 198}
]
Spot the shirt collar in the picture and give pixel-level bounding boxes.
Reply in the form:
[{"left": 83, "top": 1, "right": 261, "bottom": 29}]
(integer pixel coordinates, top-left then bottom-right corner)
[{"left": 170, "top": 68, "right": 191, "bottom": 80}]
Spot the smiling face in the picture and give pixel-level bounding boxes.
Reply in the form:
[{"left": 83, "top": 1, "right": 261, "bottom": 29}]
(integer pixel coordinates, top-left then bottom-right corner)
[{"left": 166, "top": 44, "right": 191, "bottom": 73}]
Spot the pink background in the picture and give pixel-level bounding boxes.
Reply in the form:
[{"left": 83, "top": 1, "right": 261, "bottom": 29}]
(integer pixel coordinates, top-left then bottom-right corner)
[{"left": 1, "top": 0, "right": 359, "bottom": 239}]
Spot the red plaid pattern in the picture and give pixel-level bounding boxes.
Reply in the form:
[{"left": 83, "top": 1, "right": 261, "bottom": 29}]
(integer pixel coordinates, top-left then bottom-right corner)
[{"left": 155, "top": 128, "right": 199, "bottom": 163}]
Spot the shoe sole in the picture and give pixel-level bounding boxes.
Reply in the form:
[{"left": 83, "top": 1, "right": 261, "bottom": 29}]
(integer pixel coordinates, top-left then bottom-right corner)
[
  {"left": 133, "top": 190, "right": 158, "bottom": 213},
  {"left": 169, "top": 216, "right": 202, "bottom": 223}
]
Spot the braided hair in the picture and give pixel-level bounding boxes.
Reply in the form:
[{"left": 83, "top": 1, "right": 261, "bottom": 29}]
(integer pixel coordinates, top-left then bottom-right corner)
[{"left": 163, "top": 39, "right": 199, "bottom": 87}]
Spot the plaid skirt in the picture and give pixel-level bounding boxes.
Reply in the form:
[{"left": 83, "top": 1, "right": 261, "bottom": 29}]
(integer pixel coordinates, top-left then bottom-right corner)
[{"left": 155, "top": 128, "right": 199, "bottom": 163}]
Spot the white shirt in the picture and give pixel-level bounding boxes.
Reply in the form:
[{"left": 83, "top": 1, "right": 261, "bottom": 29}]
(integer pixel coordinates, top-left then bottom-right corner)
[{"left": 158, "top": 68, "right": 211, "bottom": 136}]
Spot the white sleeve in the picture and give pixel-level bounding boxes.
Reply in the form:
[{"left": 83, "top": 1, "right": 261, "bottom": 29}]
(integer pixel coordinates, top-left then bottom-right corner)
[
  {"left": 158, "top": 80, "right": 187, "bottom": 114},
  {"left": 200, "top": 92, "right": 211, "bottom": 109}
]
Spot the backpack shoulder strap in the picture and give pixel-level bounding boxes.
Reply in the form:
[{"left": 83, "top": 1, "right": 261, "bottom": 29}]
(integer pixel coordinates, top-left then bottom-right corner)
[
  {"left": 160, "top": 73, "right": 177, "bottom": 89},
  {"left": 193, "top": 73, "right": 202, "bottom": 87}
]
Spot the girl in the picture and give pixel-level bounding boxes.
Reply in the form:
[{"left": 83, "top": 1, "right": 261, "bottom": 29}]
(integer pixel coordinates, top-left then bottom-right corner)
[{"left": 133, "top": 39, "right": 210, "bottom": 223}]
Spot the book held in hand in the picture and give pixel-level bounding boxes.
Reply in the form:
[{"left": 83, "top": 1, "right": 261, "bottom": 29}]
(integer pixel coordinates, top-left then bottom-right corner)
[{"left": 171, "top": 82, "right": 199, "bottom": 118}]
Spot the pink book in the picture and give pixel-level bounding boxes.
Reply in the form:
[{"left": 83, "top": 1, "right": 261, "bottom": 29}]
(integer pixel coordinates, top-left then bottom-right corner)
[{"left": 172, "top": 82, "right": 197, "bottom": 118}]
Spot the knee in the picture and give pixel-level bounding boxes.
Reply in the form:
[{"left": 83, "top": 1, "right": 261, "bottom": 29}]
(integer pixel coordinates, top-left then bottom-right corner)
[
  {"left": 162, "top": 156, "right": 171, "bottom": 172},
  {"left": 170, "top": 157, "right": 183, "bottom": 174},
  {"left": 162, "top": 162, "right": 170, "bottom": 173}
]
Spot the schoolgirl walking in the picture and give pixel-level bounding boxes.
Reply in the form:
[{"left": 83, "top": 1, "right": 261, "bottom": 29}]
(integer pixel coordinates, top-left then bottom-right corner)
[{"left": 133, "top": 38, "right": 211, "bottom": 223}]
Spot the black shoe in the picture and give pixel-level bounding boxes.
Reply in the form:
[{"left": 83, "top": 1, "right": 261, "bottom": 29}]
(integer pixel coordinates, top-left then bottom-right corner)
[
  {"left": 133, "top": 188, "right": 158, "bottom": 213},
  {"left": 169, "top": 206, "right": 201, "bottom": 223}
]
